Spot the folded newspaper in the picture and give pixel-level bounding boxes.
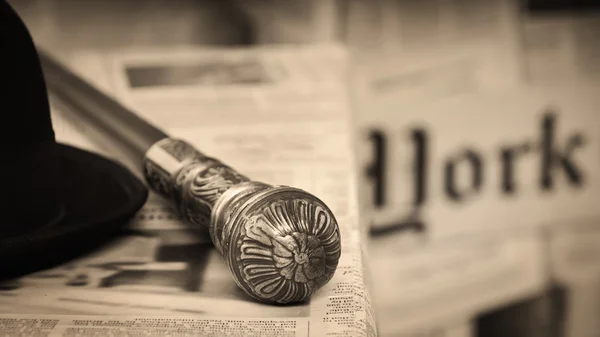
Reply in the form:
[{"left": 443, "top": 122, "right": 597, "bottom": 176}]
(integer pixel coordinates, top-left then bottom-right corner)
[
  {"left": 0, "top": 44, "right": 376, "bottom": 337},
  {"left": 346, "top": 1, "right": 600, "bottom": 336},
  {"left": 351, "top": 34, "right": 600, "bottom": 335}
]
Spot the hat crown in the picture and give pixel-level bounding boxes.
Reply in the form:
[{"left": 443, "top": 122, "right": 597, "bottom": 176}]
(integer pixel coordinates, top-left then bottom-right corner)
[
  {"left": 1, "top": 2, "right": 55, "bottom": 154},
  {"left": 1, "top": 2, "right": 63, "bottom": 237}
]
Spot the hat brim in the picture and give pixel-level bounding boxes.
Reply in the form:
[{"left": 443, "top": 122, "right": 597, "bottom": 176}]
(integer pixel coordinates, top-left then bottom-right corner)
[{"left": 0, "top": 143, "right": 148, "bottom": 279}]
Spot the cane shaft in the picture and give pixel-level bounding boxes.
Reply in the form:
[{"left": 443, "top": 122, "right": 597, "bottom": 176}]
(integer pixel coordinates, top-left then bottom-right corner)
[{"left": 38, "top": 49, "right": 167, "bottom": 164}]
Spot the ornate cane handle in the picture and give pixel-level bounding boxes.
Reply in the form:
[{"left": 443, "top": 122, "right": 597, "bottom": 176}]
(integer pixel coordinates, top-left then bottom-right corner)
[{"left": 142, "top": 138, "right": 342, "bottom": 304}]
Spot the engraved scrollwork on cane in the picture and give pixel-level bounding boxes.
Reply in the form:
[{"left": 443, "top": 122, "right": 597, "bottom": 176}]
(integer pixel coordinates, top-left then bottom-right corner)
[
  {"left": 179, "top": 164, "right": 250, "bottom": 228},
  {"left": 189, "top": 165, "right": 250, "bottom": 204},
  {"left": 158, "top": 138, "right": 205, "bottom": 161},
  {"left": 142, "top": 158, "right": 172, "bottom": 198},
  {"left": 143, "top": 138, "right": 207, "bottom": 200}
]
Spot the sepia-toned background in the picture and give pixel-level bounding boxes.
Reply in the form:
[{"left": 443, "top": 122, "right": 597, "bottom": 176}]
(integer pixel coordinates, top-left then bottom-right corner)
[{"left": 6, "top": 0, "right": 600, "bottom": 336}]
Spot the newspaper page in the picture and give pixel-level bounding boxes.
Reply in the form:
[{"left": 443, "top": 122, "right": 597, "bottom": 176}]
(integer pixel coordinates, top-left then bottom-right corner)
[
  {"left": 377, "top": 0, "right": 520, "bottom": 51},
  {"left": 359, "top": 85, "right": 600, "bottom": 236},
  {"left": 351, "top": 84, "right": 600, "bottom": 335},
  {"left": 351, "top": 47, "right": 524, "bottom": 232},
  {"left": 346, "top": 3, "right": 528, "bottom": 334},
  {"left": 343, "top": 0, "right": 522, "bottom": 64},
  {"left": 519, "top": 9, "right": 600, "bottom": 85},
  {"left": 233, "top": 0, "right": 342, "bottom": 45},
  {"left": 230, "top": 0, "right": 523, "bottom": 64},
  {"left": 392, "top": 319, "right": 474, "bottom": 337},
  {"left": 546, "top": 218, "right": 600, "bottom": 337},
  {"left": 0, "top": 45, "right": 376, "bottom": 336},
  {"left": 427, "top": 87, "right": 600, "bottom": 337}
]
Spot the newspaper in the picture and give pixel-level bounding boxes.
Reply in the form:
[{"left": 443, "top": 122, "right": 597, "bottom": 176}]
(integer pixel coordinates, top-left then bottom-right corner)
[
  {"left": 468, "top": 219, "right": 600, "bottom": 337},
  {"left": 351, "top": 46, "right": 525, "bottom": 233},
  {"left": 231, "top": 0, "right": 523, "bottom": 66},
  {"left": 349, "top": 23, "right": 600, "bottom": 337},
  {"left": 544, "top": 219, "right": 600, "bottom": 337},
  {"left": 345, "top": 1, "right": 600, "bottom": 335},
  {"left": 392, "top": 320, "right": 473, "bottom": 337},
  {"left": 344, "top": 3, "right": 530, "bottom": 334},
  {"left": 354, "top": 84, "right": 600, "bottom": 335},
  {"left": 519, "top": 9, "right": 600, "bottom": 85},
  {"left": 0, "top": 44, "right": 376, "bottom": 336},
  {"left": 233, "top": 0, "right": 342, "bottom": 44},
  {"left": 343, "top": 0, "right": 521, "bottom": 63}
]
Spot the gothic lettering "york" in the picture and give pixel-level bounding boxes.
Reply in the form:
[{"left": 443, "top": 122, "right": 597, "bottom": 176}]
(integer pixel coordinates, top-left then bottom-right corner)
[{"left": 366, "top": 111, "right": 586, "bottom": 234}]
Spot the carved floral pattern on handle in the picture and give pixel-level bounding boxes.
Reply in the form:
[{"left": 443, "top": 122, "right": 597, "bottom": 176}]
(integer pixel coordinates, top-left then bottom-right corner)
[
  {"left": 189, "top": 165, "right": 250, "bottom": 205},
  {"left": 224, "top": 193, "right": 341, "bottom": 304}
]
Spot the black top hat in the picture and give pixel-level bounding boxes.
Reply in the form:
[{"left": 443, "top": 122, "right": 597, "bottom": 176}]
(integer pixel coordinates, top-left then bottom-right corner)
[{"left": 0, "top": 2, "right": 148, "bottom": 278}]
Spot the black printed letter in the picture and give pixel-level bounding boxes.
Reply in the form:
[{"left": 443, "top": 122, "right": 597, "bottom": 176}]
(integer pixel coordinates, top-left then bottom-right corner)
[
  {"left": 540, "top": 112, "right": 585, "bottom": 190},
  {"left": 500, "top": 143, "right": 532, "bottom": 194},
  {"left": 445, "top": 149, "right": 484, "bottom": 202},
  {"left": 366, "top": 130, "right": 386, "bottom": 208},
  {"left": 411, "top": 129, "right": 428, "bottom": 207}
]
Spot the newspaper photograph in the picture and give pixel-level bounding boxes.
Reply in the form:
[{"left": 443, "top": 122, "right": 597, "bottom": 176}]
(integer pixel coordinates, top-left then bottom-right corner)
[
  {"left": 103, "top": 45, "right": 348, "bottom": 130},
  {"left": 0, "top": 45, "right": 376, "bottom": 337}
]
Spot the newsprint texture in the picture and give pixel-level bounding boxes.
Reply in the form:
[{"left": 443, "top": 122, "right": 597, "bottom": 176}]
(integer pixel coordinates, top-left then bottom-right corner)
[{"left": 0, "top": 44, "right": 376, "bottom": 337}]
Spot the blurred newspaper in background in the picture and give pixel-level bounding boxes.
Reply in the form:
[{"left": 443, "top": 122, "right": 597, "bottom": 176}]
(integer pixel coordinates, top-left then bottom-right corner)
[
  {"left": 0, "top": 39, "right": 376, "bottom": 336},
  {"left": 343, "top": 1, "right": 600, "bottom": 336},
  {"left": 347, "top": 3, "right": 600, "bottom": 337},
  {"left": 519, "top": 8, "right": 600, "bottom": 86}
]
